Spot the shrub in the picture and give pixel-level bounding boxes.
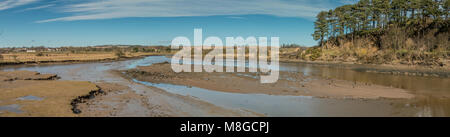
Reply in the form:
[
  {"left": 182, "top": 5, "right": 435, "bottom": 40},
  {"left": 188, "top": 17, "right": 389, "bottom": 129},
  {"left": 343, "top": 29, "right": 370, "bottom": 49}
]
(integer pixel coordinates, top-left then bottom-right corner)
[
  {"left": 115, "top": 50, "right": 125, "bottom": 58},
  {"left": 302, "top": 47, "right": 322, "bottom": 61},
  {"left": 133, "top": 47, "right": 139, "bottom": 52},
  {"left": 36, "top": 52, "right": 44, "bottom": 56},
  {"left": 12, "top": 55, "right": 18, "bottom": 61}
]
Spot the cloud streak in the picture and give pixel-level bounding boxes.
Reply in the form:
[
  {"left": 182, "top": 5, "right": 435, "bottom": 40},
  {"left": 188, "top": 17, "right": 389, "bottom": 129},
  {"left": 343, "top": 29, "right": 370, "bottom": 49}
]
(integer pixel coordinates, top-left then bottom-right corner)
[
  {"left": 37, "top": 0, "right": 336, "bottom": 23},
  {"left": 18, "top": 4, "right": 54, "bottom": 12},
  {"left": 0, "top": 0, "right": 38, "bottom": 11}
]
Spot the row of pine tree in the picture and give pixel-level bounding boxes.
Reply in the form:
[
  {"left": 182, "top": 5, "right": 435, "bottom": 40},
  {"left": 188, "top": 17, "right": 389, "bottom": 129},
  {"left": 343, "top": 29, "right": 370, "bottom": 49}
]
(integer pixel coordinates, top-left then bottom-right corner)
[{"left": 312, "top": 0, "right": 449, "bottom": 46}]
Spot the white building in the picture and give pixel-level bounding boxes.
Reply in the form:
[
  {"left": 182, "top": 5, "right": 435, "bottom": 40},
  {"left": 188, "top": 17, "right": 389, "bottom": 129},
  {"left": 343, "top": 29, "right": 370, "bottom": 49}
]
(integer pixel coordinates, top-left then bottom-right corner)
[{"left": 26, "top": 50, "right": 36, "bottom": 53}]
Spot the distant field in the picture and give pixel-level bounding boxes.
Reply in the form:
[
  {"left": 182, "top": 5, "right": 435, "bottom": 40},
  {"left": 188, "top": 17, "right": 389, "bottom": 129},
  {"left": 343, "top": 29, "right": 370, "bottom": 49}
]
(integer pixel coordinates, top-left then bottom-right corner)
[{"left": 0, "top": 52, "right": 171, "bottom": 64}]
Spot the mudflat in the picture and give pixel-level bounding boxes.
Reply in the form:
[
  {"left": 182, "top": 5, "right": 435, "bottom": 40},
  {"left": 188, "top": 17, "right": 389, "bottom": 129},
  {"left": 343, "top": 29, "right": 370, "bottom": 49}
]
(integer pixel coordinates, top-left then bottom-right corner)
[
  {"left": 0, "top": 69, "right": 261, "bottom": 117},
  {"left": 77, "top": 82, "right": 262, "bottom": 117},
  {"left": 126, "top": 62, "right": 414, "bottom": 99},
  {"left": 0, "top": 70, "right": 99, "bottom": 116}
]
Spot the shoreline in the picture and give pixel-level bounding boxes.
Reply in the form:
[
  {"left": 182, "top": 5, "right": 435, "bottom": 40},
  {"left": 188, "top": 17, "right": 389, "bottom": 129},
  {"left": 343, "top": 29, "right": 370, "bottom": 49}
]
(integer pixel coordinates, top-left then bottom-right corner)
[
  {"left": 280, "top": 58, "right": 450, "bottom": 70},
  {"left": 0, "top": 53, "right": 173, "bottom": 67},
  {"left": 162, "top": 55, "right": 450, "bottom": 78}
]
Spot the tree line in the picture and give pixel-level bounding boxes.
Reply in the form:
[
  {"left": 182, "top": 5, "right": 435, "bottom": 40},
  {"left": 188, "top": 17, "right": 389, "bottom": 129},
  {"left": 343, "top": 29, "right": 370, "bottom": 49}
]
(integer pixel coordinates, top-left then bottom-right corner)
[{"left": 312, "top": 0, "right": 449, "bottom": 46}]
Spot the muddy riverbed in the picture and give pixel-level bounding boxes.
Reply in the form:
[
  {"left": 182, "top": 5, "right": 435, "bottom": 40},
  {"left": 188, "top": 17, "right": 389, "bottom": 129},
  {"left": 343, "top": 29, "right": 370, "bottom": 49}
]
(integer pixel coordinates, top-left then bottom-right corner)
[
  {"left": 0, "top": 56, "right": 258, "bottom": 116},
  {"left": 1, "top": 56, "right": 450, "bottom": 116},
  {"left": 127, "top": 62, "right": 414, "bottom": 99}
]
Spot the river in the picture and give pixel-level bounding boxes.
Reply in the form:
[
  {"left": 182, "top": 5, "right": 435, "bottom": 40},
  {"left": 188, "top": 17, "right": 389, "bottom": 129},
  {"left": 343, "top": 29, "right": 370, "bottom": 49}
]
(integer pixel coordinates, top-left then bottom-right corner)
[{"left": 1, "top": 56, "right": 449, "bottom": 116}]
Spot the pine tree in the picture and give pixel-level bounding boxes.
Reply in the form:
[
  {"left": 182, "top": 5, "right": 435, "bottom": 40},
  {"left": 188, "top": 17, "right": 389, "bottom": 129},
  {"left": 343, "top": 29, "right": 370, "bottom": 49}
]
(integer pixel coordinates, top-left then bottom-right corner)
[
  {"left": 334, "top": 6, "right": 346, "bottom": 36},
  {"left": 409, "top": 0, "right": 420, "bottom": 20},
  {"left": 347, "top": 4, "right": 358, "bottom": 35},
  {"left": 371, "top": 0, "right": 381, "bottom": 29},
  {"left": 357, "top": 0, "right": 372, "bottom": 32},
  {"left": 391, "top": 0, "right": 403, "bottom": 23},
  {"left": 380, "top": 0, "right": 391, "bottom": 28},
  {"left": 445, "top": 0, "right": 450, "bottom": 20},
  {"left": 312, "top": 11, "right": 329, "bottom": 46},
  {"left": 312, "top": 0, "right": 448, "bottom": 45},
  {"left": 328, "top": 9, "right": 339, "bottom": 38}
]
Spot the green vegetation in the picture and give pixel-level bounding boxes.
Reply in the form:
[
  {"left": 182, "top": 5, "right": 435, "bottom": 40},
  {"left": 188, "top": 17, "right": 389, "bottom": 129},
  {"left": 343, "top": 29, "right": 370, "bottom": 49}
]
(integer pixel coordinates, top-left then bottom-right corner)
[{"left": 310, "top": 0, "right": 449, "bottom": 66}]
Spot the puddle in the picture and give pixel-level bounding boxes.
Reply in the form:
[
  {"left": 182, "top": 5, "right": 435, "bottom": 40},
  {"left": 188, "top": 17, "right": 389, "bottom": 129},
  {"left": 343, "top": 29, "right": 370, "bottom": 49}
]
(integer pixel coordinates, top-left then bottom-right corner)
[
  {"left": 0, "top": 104, "right": 23, "bottom": 113},
  {"left": 16, "top": 95, "right": 44, "bottom": 101},
  {"left": 235, "top": 73, "right": 259, "bottom": 79}
]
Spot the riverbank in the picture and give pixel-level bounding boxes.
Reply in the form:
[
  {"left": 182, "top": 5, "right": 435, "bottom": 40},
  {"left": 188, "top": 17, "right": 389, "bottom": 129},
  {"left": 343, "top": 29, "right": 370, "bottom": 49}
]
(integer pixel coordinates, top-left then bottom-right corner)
[
  {"left": 0, "top": 52, "right": 172, "bottom": 66},
  {"left": 279, "top": 58, "right": 450, "bottom": 78},
  {"left": 125, "top": 62, "right": 414, "bottom": 99}
]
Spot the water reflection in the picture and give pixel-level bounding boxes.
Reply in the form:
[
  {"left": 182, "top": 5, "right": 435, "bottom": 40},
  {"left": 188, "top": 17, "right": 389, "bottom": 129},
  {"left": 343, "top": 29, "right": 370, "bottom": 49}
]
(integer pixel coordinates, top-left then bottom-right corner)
[{"left": 279, "top": 62, "right": 450, "bottom": 96}]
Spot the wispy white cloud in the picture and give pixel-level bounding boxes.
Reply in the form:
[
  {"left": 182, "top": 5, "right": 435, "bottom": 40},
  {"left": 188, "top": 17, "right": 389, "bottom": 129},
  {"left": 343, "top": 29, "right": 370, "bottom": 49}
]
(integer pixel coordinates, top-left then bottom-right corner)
[
  {"left": 226, "top": 16, "right": 246, "bottom": 19},
  {"left": 0, "top": 0, "right": 38, "bottom": 11},
  {"left": 37, "top": 0, "right": 335, "bottom": 23},
  {"left": 18, "top": 4, "right": 54, "bottom": 12}
]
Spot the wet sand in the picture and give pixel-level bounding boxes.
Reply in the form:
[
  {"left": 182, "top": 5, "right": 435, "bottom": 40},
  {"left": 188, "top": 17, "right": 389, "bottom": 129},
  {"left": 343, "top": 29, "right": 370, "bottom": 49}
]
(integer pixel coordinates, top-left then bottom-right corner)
[
  {"left": 0, "top": 70, "right": 58, "bottom": 81},
  {"left": 126, "top": 62, "right": 414, "bottom": 99},
  {"left": 0, "top": 59, "right": 261, "bottom": 117},
  {"left": 0, "top": 71, "right": 99, "bottom": 116},
  {"left": 78, "top": 82, "right": 260, "bottom": 117}
]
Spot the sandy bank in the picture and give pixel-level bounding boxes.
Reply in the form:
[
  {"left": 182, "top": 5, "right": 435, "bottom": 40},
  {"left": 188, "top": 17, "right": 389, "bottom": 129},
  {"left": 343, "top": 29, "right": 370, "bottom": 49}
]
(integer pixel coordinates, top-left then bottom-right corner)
[
  {"left": 0, "top": 70, "right": 58, "bottom": 81},
  {"left": 126, "top": 62, "right": 414, "bottom": 99},
  {"left": 0, "top": 52, "right": 170, "bottom": 66},
  {"left": 0, "top": 70, "right": 99, "bottom": 116}
]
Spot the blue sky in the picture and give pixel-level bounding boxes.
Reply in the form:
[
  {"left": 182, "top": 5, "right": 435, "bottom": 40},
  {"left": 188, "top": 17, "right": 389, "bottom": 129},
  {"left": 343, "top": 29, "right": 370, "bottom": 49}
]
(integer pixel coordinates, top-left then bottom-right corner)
[{"left": 0, "top": 0, "right": 356, "bottom": 47}]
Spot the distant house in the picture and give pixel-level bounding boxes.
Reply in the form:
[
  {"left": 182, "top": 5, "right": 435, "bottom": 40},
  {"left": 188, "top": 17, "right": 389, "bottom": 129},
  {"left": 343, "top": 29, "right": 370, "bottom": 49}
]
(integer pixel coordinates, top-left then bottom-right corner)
[
  {"left": 46, "top": 48, "right": 61, "bottom": 52},
  {"left": 13, "top": 48, "right": 27, "bottom": 52},
  {"left": 26, "top": 50, "right": 36, "bottom": 53}
]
